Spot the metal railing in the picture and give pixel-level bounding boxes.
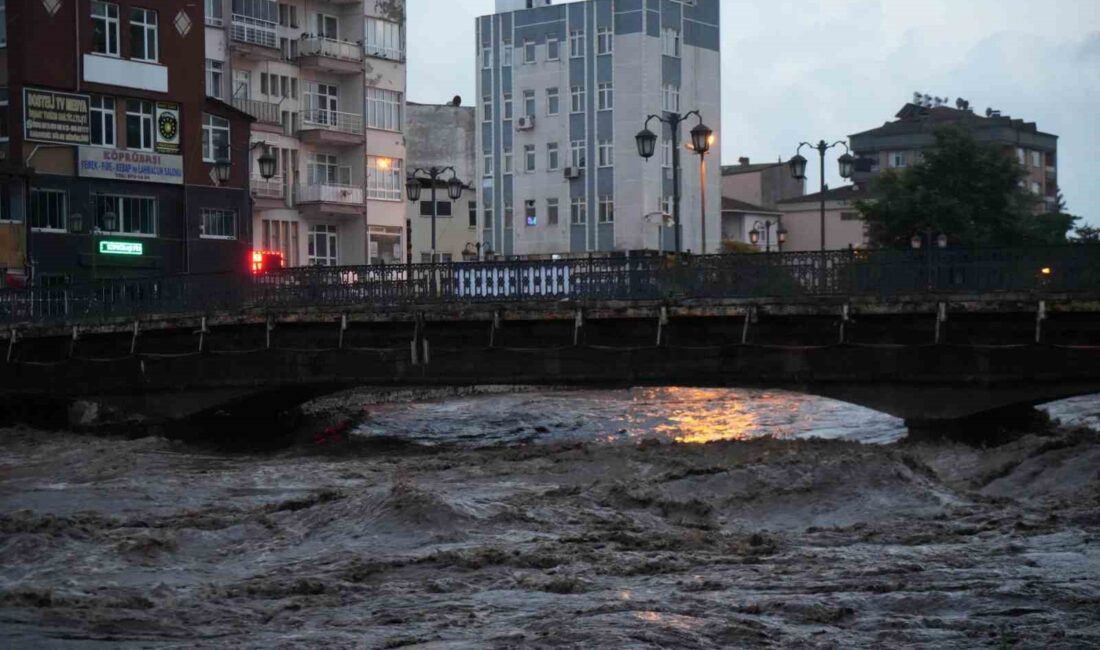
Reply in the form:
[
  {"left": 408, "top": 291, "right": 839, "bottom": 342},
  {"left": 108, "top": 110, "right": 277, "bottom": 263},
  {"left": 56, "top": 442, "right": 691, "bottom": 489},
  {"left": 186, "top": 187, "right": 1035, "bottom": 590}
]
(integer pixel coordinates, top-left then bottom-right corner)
[
  {"left": 298, "top": 36, "right": 363, "bottom": 63},
  {"left": 296, "top": 183, "right": 363, "bottom": 205},
  {"left": 2, "top": 246, "right": 1098, "bottom": 326},
  {"left": 300, "top": 109, "right": 364, "bottom": 135},
  {"left": 251, "top": 176, "right": 285, "bottom": 200},
  {"left": 232, "top": 97, "right": 281, "bottom": 124},
  {"left": 230, "top": 14, "right": 278, "bottom": 49}
]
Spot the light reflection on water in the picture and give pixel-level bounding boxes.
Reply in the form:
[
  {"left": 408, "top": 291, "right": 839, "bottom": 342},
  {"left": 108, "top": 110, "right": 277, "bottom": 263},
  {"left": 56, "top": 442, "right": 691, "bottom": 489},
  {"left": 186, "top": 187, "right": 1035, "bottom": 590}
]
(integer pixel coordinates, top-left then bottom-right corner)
[{"left": 352, "top": 387, "right": 910, "bottom": 447}]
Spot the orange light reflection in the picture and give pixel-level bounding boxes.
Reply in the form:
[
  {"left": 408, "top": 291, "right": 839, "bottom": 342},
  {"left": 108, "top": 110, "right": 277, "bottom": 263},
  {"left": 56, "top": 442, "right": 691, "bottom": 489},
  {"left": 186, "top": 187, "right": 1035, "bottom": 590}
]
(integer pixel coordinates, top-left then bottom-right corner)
[{"left": 642, "top": 387, "right": 760, "bottom": 444}]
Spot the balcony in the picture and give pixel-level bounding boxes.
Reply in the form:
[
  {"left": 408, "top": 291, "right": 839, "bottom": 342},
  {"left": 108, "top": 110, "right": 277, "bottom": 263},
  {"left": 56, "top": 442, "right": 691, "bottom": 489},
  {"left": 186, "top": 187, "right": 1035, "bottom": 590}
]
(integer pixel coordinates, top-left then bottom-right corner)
[
  {"left": 297, "top": 183, "right": 364, "bottom": 219},
  {"left": 251, "top": 176, "right": 285, "bottom": 201},
  {"left": 230, "top": 14, "right": 280, "bottom": 59},
  {"left": 298, "top": 36, "right": 363, "bottom": 75},
  {"left": 231, "top": 97, "right": 281, "bottom": 125},
  {"left": 298, "top": 109, "right": 364, "bottom": 146}
]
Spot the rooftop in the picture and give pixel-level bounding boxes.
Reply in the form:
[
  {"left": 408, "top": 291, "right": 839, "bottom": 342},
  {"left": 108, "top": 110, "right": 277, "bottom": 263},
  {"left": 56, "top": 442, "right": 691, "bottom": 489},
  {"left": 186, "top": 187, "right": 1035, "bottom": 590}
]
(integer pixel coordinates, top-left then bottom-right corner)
[
  {"left": 721, "top": 197, "right": 781, "bottom": 214},
  {"left": 721, "top": 158, "right": 788, "bottom": 176},
  {"left": 850, "top": 103, "right": 1056, "bottom": 141},
  {"left": 777, "top": 185, "right": 861, "bottom": 205}
]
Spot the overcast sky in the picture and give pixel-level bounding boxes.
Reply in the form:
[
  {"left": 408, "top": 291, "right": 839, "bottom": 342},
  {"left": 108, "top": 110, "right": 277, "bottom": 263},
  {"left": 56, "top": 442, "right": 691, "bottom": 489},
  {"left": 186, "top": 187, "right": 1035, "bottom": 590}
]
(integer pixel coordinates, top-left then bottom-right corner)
[{"left": 406, "top": 0, "right": 1100, "bottom": 227}]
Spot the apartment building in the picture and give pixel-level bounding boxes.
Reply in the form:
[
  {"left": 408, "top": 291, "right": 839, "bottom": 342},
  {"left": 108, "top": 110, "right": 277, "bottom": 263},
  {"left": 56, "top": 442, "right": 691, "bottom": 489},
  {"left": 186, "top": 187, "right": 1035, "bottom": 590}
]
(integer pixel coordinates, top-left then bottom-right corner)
[
  {"left": 204, "top": 0, "right": 407, "bottom": 266},
  {"left": 476, "top": 0, "right": 721, "bottom": 257},
  {"left": 0, "top": 0, "right": 253, "bottom": 286},
  {"left": 849, "top": 99, "right": 1059, "bottom": 213},
  {"left": 405, "top": 100, "right": 479, "bottom": 262}
]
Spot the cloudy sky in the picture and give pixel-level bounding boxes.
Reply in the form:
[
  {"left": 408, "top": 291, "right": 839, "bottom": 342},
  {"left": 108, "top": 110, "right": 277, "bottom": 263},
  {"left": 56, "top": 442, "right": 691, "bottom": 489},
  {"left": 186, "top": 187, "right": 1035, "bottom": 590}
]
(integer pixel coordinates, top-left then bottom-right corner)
[{"left": 406, "top": 0, "right": 1100, "bottom": 227}]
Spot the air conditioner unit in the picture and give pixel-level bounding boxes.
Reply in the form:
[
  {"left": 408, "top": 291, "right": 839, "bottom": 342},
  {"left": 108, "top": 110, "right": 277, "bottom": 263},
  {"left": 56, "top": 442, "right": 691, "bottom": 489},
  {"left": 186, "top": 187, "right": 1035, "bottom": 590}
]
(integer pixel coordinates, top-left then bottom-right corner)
[
  {"left": 517, "top": 115, "right": 535, "bottom": 130},
  {"left": 564, "top": 166, "right": 581, "bottom": 179}
]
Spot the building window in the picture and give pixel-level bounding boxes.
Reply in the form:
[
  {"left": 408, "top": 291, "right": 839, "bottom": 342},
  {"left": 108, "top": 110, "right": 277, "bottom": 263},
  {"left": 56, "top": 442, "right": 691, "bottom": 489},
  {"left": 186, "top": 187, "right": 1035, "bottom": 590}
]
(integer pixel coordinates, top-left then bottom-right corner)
[
  {"left": 89, "top": 95, "right": 115, "bottom": 147},
  {"left": 483, "top": 153, "right": 493, "bottom": 176},
  {"left": 205, "top": 59, "right": 223, "bottom": 98},
  {"left": 596, "top": 26, "right": 612, "bottom": 54},
  {"left": 484, "top": 203, "right": 493, "bottom": 229},
  {"left": 547, "top": 142, "right": 559, "bottom": 171},
  {"left": 524, "top": 39, "right": 535, "bottom": 64},
  {"left": 481, "top": 46, "right": 492, "bottom": 69},
  {"left": 364, "top": 17, "right": 402, "bottom": 60},
  {"left": 0, "top": 89, "right": 9, "bottom": 142},
  {"left": 0, "top": 0, "right": 7, "bottom": 47},
  {"left": 662, "top": 28, "right": 681, "bottom": 57},
  {"left": 504, "top": 202, "right": 514, "bottom": 229},
  {"left": 523, "top": 90, "right": 535, "bottom": 117},
  {"left": 888, "top": 151, "right": 906, "bottom": 169},
  {"left": 366, "top": 156, "right": 402, "bottom": 200},
  {"left": 1016, "top": 147, "right": 1026, "bottom": 166},
  {"left": 503, "top": 147, "right": 513, "bottom": 174},
  {"left": 597, "top": 82, "right": 613, "bottom": 110},
  {"left": 524, "top": 144, "right": 536, "bottom": 172},
  {"left": 570, "top": 197, "right": 586, "bottom": 224},
  {"left": 308, "top": 224, "right": 338, "bottom": 266},
  {"left": 482, "top": 96, "right": 492, "bottom": 122},
  {"left": 468, "top": 201, "right": 477, "bottom": 228},
  {"left": 501, "top": 42, "right": 512, "bottom": 66},
  {"left": 1030, "top": 181, "right": 1041, "bottom": 195},
  {"left": 308, "top": 153, "right": 343, "bottom": 184},
  {"left": 315, "top": 12, "right": 338, "bottom": 39},
  {"left": 502, "top": 92, "right": 512, "bottom": 120},
  {"left": 662, "top": 85, "right": 680, "bottom": 112},
  {"left": 419, "top": 200, "right": 452, "bottom": 217},
  {"left": 546, "top": 87, "right": 559, "bottom": 115},
  {"left": 661, "top": 138, "right": 672, "bottom": 168},
  {"left": 571, "top": 140, "right": 585, "bottom": 169},
  {"left": 202, "top": 114, "right": 230, "bottom": 162},
  {"left": 840, "top": 212, "right": 860, "bottom": 221},
  {"left": 130, "top": 8, "right": 158, "bottom": 62},
  {"left": 201, "top": 208, "right": 236, "bottom": 239},
  {"left": 262, "top": 219, "right": 300, "bottom": 266},
  {"left": 598, "top": 140, "right": 613, "bottom": 167},
  {"left": 30, "top": 189, "right": 68, "bottom": 232},
  {"left": 547, "top": 198, "right": 559, "bottom": 225},
  {"left": 522, "top": 199, "right": 536, "bottom": 226},
  {"left": 546, "top": 36, "right": 559, "bottom": 61},
  {"left": 598, "top": 196, "right": 614, "bottom": 223},
  {"left": 569, "top": 29, "right": 584, "bottom": 58},
  {"left": 571, "top": 86, "right": 585, "bottom": 113},
  {"left": 125, "top": 99, "right": 154, "bottom": 151},
  {"left": 92, "top": 2, "right": 119, "bottom": 56},
  {"left": 94, "top": 195, "right": 157, "bottom": 235},
  {"left": 366, "top": 87, "right": 402, "bottom": 131},
  {"left": 1030, "top": 150, "right": 1042, "bottom": 168},
  {"left": 205, "top": 0, "right": 223, "bottom": 26}
]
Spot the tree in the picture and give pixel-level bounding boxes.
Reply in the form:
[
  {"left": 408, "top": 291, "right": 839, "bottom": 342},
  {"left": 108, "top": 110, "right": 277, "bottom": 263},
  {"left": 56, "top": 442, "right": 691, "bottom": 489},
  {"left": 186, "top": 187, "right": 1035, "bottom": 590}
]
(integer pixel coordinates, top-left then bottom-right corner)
[
  {"left": 857, "top": 127, "right": 1074, "bottom": 248},
  {"left": 1072, "top": 224, "right": 1100, "bottom": 243}
]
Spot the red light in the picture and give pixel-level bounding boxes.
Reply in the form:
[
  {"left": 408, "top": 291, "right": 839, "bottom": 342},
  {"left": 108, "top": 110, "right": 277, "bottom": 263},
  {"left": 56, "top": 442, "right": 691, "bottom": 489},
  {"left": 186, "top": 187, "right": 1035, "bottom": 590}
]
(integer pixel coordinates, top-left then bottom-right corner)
[{"left": 251, "top": 250, "right": 284, "bottom": 274}]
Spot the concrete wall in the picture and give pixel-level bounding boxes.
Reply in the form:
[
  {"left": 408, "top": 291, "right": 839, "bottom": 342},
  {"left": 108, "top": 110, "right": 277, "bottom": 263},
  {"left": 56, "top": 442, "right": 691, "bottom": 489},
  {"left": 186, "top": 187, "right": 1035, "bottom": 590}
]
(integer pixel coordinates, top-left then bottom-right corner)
[{"left": 779, "top": 199, "right": 867, "bottom": 252}]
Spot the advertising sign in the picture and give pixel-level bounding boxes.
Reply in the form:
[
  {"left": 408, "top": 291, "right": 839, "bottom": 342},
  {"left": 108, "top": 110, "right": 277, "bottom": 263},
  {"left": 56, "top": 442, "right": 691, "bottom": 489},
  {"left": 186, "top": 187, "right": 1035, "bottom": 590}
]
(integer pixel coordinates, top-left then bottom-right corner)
[
  {"left": 99, "top": 241, "right": 144, "bottom": 256},
  {"left": 24, "top": 88, "right": 91, "bottom": 145},
  {"left": 155, "top": 102, "right": 180, "bottom": 154},
  {"left": 78, "top": 146, "right": 184, "bottom": 185}
]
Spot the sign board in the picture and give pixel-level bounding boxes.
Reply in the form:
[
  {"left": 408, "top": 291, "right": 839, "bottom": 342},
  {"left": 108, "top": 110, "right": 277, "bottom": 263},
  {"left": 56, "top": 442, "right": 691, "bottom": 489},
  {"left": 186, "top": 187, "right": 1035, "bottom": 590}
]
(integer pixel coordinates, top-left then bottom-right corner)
[
  {"left": 78, "top": 146, "right": 183, "bottom": 185},
  {"left": 24, "top": 88, "right": 90, "bottom": 145},
  {"left": 99, "top": 241, "right": 144, "bottom": 256},
  {"left": 155, "top": 102, "right": 180, "bottom": 154}
]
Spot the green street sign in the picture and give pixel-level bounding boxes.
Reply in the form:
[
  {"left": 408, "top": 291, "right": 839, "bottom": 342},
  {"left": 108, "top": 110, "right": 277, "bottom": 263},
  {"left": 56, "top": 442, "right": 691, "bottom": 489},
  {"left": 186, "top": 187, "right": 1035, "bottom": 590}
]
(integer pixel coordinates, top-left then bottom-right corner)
[{"left": 99, "top": 240, "right": 143, "bottom": 256}]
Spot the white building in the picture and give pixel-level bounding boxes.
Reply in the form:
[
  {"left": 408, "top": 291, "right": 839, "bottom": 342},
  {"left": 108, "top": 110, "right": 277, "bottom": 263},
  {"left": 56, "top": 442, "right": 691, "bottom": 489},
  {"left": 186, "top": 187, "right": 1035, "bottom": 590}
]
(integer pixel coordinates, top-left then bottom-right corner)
[
  {"left": 476, "top": 0, "right": 722, "bottom": 257},
  {"left": 203, "top": 0, "right": 407, "bottom": 266}
]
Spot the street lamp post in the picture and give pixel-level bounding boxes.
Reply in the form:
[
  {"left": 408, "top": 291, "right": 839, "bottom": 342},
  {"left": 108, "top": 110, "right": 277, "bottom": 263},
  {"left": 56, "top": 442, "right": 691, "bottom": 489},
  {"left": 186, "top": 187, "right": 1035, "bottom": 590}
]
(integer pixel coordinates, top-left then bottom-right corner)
[
  {"left": 69, "top": 210, "right": 117, "bottom": 287},
  {"left": 636, "top": 111, "right": 713, "bottom": 254},
  {"left": 749, "top": 219, "right": 789, "bottom": 253},
  {"left": 911, "top": 230, "right": 948, "bottom": 290},
  {"left": 788, "top": 141, "right": 855, "bottom": 252},
  {"left": 405, "top": 167, "right": 465, "bottom": 264}
]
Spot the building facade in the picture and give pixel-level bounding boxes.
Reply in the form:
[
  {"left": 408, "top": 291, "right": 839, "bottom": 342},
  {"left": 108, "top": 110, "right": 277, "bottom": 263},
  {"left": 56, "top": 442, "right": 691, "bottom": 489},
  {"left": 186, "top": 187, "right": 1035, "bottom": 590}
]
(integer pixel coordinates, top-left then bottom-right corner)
[
  {"left": 204, "top": 0, "right": 407, "bottom": 267},
  {"left": 0, "top": 0, "right": 254, "bottom": 287},
  {"left": 405, "top": 100, "right": 478, "bottom": 262},
  {"left": 775, "top": 185, "right": 868, "bottom": 252},
  {"left": 476, "top": 0, "right": 721, "bottom": 257},
  {"left": 849, "top": 101, "right": 1059, "bottom": 213}
]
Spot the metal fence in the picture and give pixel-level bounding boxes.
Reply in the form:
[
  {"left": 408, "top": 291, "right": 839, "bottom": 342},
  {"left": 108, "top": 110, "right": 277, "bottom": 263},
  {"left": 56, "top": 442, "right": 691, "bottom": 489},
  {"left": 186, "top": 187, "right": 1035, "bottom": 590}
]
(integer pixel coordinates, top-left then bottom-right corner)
[{"left": 2, "top": 246, "right": 1098, "bottom": 326}]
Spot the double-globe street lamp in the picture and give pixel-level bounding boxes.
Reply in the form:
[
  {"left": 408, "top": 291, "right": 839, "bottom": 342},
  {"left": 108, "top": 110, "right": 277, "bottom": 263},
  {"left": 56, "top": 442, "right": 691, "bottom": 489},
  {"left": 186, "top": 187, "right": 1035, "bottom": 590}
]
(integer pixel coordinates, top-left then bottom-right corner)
[
  {"left": 636, "top": 111, "right": 713, "bottom": 254},
  {"left": 788, "top": 141, "right": 855, "bottom": 252},
  {"left": 405, "top": 167, "right": 465, "bottom": 264},
  {"left": 749, "top": 219, "right": 788, "bottom": 253},
  {"left": 68, "top": 210, "right": 117, "bottom": 288}
]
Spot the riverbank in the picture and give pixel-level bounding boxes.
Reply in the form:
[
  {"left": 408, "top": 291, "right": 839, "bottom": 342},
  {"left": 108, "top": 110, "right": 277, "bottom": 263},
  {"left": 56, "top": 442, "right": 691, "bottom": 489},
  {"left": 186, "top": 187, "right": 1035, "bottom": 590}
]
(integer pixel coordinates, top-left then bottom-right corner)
[{"left": 1, "top": 420, "right": 1098, "bottom": 647}]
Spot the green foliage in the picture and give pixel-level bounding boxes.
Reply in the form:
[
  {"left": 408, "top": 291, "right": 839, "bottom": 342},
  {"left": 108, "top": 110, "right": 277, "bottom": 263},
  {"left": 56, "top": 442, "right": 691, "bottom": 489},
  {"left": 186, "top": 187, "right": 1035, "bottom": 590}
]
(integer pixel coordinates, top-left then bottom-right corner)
[
  {"left": 857, "top": 127, "right": 1074, "bottom": 248},
  {"left": 1072, "top": 224, "right": 1100, "bottom": 243}
]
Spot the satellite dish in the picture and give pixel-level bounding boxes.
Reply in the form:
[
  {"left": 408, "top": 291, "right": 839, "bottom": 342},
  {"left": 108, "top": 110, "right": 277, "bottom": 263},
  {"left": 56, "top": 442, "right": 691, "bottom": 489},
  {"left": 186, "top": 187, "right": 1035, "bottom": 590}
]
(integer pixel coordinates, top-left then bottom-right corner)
[
  {"left": 451, "top": 95, "right": 462, "bottom": 106},
  {"left": 985, "top": 107, "right": 993, "bottom": 117}
]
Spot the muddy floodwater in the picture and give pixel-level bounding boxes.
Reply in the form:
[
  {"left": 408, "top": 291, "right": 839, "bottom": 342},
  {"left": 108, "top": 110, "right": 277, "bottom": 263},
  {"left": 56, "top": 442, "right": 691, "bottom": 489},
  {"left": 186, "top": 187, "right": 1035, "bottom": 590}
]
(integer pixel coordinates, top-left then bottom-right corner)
[{"left": 1, "top": 388, "right": 1099, "bottom": 648}]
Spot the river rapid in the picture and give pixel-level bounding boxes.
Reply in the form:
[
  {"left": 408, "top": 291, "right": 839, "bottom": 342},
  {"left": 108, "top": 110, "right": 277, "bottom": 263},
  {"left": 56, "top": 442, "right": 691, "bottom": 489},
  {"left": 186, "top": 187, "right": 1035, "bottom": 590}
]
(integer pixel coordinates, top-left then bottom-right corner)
[{"left": 1, "top": 388, "right": 1099, "bottom": 648}]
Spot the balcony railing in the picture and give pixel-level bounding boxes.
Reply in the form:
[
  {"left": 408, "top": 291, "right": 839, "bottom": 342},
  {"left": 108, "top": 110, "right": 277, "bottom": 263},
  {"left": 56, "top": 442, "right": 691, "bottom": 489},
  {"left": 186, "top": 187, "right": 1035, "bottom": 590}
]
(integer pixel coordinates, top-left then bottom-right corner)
[
  {"left": 231, "top": 97, "right": 281, "bottom": 124},
  {"left": 230, "top": 14, "right": 278, "bottom": 49},
  {"left": 300, "top": 109, "right": 363, "bottom": 135},
  {"left": 298, "top": 36, "right": 363, "bottom": 63},
  {"left": 251, "top": 176, "right": 285, "bottom": 200},
  {"left": 206, "top": 15, "right": 224, "bottom": 27},
  {"left": 297, "top": 183, "right": 363, "bottom": 205}
]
